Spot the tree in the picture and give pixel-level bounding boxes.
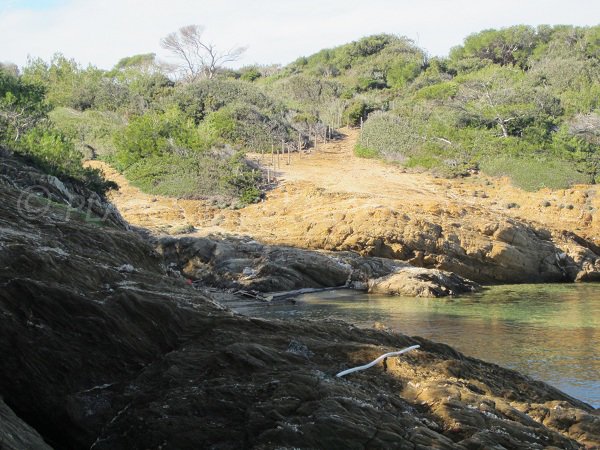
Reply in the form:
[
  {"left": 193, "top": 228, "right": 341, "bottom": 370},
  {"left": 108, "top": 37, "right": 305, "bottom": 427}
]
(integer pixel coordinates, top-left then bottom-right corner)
[
  {"left": 113, "top": 53, "right": 158, "bottom": 73},
  {"left": 568, "top": 112, "right": 600, "bottom": 183},
  {"left": 453, "top": 67, "right": 543, "bottom": 138},
  {"left": 0, "top": 71, "right": 48, "bottom": 141},
  {"left": 22, "top": 54, "right": 103, "bottom": 110},
  {"left": 160, "top": 25, "right": 246, "bottom": 81},
  {"left": 451, "top": 26, "right": 538, "bottom": 69}
]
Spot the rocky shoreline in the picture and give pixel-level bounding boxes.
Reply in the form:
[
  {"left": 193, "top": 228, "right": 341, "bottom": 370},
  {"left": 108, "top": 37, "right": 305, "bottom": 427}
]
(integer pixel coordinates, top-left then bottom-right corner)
[{"left": 1, "top": 152, "right": 599, "bottom": 449}]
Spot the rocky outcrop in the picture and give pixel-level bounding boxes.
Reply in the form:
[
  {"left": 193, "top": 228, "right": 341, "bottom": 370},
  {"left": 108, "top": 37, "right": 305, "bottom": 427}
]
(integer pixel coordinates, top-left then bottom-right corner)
[
  {"left": 157, "top": 235, "right": 351, "bottom": 291},
  {"left": 0, "top": 149, "right": 127, "bottom": 230},
  {"left": 192, "top": 183, "right": 600, "bottom": 284},
  {"left": 368, "top": 267, "right": 480, "bottom": 297},
  {"left": 156, "top": 234, "right": 479, "bottom": 296},
  {"left": 0, "top": 399, "right": 52, "bottom": 450},
  {"left": 281, "top": 201, "right": 600, "bottom": 285},
  {"left": 1, "top": 153, "right": 599, "bottom": 449}
]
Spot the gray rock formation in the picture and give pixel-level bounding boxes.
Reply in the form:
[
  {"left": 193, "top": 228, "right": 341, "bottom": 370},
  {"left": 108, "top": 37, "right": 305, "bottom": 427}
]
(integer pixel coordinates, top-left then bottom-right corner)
[
  {"left": 0, "top": 399, "right": 52, "bottom": 450},
  {"left": 157, "top": 235, "right": 480, "bottom": 297},
  {"left": 368, "top": 266, "right": 480, "bottom": 297},
  {"left": 0, "top": 152, "right": 598, "bottom": 449}
]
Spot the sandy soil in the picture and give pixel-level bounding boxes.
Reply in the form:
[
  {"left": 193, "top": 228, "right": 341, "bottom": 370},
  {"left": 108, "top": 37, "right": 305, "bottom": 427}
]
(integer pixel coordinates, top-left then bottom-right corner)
[{"left": 87, "top": 128, "right": 600, "bottom": 245}]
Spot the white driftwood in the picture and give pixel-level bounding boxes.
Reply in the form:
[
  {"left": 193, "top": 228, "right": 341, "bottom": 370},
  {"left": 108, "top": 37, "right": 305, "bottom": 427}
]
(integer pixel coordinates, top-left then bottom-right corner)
[{"left": 336, "top": 345, "right": 420, "bottom": 377}]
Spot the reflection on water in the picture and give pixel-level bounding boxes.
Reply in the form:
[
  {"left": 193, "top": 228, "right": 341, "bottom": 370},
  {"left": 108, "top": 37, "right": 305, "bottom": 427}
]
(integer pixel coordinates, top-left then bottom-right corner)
[{"left": 238, "top": 284, "right": 600, "bottom": 408}]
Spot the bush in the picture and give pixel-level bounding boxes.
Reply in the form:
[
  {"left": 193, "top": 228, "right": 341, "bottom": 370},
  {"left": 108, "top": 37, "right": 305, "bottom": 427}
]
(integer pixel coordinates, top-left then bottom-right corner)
[
  {"left": 123, "top": 147, "right": 261, "bottom": 202},
  {"left": 203, "top": 103, "right": 293, "bottom": 151},
  {"left": 354, "top": 143, "right": 378, "bottom": 158},
  {"left": 49, "top": 107, "right": 125, "bottom": 158},
  {"left": 272, "top": 75, "right": 343, "bottom": 109},
  {"left": 16, "top": 126, "right": 115, "bottom": 194},
  {"left": 240, "top": 68, "right": 261, "bottom": 82},
  {"left": 480, "top": 155, "right": 587, "bottom": 190},
  {"left": 113, "top": 108, "right": 211, "bottom": 169},
  {"left": 343, "top": 100, "right": 368, "bottom": 127},
  {"left": 415, "top": 82, "right": 459, "bottom": 100},
  {"left": 0, "top": 71, "right": 49, "bottom": 142},
  {"left": 169, "top": 79, "right": 285, "bottom": 123},
  {"left": 386, "top": 59, "right": 422, "bottom": 88},
  {"left": 359, "top": 111, "right": 419, "bottom": 159}
]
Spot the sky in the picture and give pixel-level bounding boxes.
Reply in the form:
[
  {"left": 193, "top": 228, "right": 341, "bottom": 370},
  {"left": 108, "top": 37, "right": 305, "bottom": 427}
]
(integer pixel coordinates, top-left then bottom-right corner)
[{"left": 1, "top": 0, "right": 599, "bottom": 70}]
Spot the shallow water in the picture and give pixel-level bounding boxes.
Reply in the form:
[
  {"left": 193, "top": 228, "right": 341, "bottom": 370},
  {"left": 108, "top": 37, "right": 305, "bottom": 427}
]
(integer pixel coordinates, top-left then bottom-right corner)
[{"left": 238, "top": 284, "right": 600, "bottom": 408}]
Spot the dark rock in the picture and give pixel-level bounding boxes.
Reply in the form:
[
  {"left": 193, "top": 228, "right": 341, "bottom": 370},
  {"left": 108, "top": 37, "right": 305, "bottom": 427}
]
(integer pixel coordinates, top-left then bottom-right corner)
[
  {"left": 0, "top": 398, "right": 52, "bottom": 450},
  {"left": 0, "top": 152, "right": 598, "bottom": 449}
]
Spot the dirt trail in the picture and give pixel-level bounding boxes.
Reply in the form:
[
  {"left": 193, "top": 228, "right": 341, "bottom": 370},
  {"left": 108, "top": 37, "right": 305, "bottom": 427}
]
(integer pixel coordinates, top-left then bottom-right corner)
[
  {"left": 250, "top": 127, "right": 440, "bottom": 199},
  {"left": 88, "top": 128, "right": 600, "bottom": 245}
]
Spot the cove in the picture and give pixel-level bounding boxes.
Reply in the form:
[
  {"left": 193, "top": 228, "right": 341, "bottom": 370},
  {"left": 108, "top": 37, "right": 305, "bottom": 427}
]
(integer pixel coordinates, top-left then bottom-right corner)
[{"left": 237, "top": 283, "right": 600, "bottom": 408}]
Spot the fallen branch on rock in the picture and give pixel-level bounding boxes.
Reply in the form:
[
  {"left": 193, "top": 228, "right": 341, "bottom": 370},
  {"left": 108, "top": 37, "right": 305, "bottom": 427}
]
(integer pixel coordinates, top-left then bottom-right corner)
[{"left": 336, "top": 345, "right": 421, "bottom": 378}]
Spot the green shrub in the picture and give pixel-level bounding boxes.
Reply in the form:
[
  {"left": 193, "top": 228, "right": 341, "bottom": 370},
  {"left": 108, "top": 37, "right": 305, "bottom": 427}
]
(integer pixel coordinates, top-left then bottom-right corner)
[
  {"left": 16, "top": 126, "right": 115, "bottom": 194},
  {"left": 354, "top": 143, "right": 378, "bottom": 158},
  {"left": 480, "top": 155, "right": 587, "bottom": 190},
  {"left": 113, "top": 108, "right": 211, "bottom": 169},
  {"left": 272, "top": 75, "right": 343, "bottom": 109},
  {"left": 359, "top": 111, "right": 418, "bottom": 159},
  {"left": 49, "top": 107, "right": 125, "bottom": 158},
  {"left": 415, "top": 82, "right": 459, "bottom": 100},
  {"left": 0, "top": 71, "right": 49, "bottom": 142},
  {"left": 123, "top": 147, "right": 261, "bottom": 202},
  {"left": 343, "top": 100, "right": 368, "bottom": 127},
  {"left": 203, "top": 103, "right": 293, "bottom": 151},
  {"left": 386, "top": 59, "right": 422, "bottom": 88},
  {"left": 240, "top": 68, "right": 261, "bottom": 82},
  {"left": 169, "top": 78, "right": 285, "bottom": 123}
]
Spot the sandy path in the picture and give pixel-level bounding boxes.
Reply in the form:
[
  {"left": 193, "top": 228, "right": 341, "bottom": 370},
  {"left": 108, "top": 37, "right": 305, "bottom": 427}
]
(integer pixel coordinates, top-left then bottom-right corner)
[{"left": 248, "top": 128, "right": 441, "bottom": 200}]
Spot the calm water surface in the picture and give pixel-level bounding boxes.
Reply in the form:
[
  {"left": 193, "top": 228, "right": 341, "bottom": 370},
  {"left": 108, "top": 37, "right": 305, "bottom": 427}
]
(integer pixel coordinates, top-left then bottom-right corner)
[{"left": 238, "top": 284, "right": 600, "bottom": 408}]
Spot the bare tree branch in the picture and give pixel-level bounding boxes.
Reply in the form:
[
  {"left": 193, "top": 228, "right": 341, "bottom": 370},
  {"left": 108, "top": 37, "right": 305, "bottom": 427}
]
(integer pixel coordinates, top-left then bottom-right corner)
[{"left": 160, "top": 25, "right": 246, "bottom": 81}]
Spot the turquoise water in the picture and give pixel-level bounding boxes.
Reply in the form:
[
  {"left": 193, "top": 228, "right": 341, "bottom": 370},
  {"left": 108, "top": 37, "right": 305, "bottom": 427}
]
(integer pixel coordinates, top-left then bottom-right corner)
[{"left": 238, "top": 284, "right": 600, "bottom": 408}]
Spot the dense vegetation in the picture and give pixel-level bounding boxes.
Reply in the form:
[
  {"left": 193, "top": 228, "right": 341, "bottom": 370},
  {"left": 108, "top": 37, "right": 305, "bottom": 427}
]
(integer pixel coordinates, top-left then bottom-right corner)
[
  {"left": 3, "top": 25, "right": 599, "bottom": 199},
  {"left": 0, "top": 65, "right": 113, "bottom": 194},
  {"left": 272, "top": 26, "right": 600, "bottom": 190}
]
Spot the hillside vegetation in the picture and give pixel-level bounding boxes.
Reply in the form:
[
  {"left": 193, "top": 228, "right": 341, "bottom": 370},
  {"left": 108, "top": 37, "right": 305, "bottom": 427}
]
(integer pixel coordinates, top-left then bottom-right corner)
[
  {"left": 2, "top": 25, "right": 599, "bottom": 200},
  {"left": 280, "top": 26, "right": 600, "bottom": 190}
]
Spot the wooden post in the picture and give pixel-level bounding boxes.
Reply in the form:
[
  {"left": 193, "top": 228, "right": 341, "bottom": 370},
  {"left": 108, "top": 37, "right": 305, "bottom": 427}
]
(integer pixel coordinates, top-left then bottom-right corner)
[
  {"left": 314, "top": 132, "right": 318, "bottom": 151},
  {"left": 267, "top": 167, "right": 271, "bottom": 183},
  {"left": 277, "top": 141, "right": 281, "bottom": 169},
  {"left": 298, "top": 132, "right": 302, "bottom": 153},
  {"left": 271, "top": 143, "right": 275, "bottom": 169}
]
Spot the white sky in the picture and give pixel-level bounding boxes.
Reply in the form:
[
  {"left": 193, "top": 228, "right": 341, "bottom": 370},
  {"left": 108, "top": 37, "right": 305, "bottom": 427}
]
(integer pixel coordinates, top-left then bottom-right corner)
[{"left": 1, "top": 0, "right": 599, "bottom": 69}]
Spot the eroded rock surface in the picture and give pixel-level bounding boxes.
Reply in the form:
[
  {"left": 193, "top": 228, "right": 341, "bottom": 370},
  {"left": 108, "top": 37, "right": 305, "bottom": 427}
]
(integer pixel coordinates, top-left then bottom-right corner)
[
  {"left": 1, "top": 153, "right": 599, "bottom": 449},
  {"left": 90, "top": 132, "right": 600, "bottom": 285},
  {"left": 368, "top": 267, "right": 480, "bottom": 297},
  {"left": 156, "top": 234, "right": 479, "bottom": 296},
  {"left": 0, "top": 398, "right": 51, "bottom": 450}
]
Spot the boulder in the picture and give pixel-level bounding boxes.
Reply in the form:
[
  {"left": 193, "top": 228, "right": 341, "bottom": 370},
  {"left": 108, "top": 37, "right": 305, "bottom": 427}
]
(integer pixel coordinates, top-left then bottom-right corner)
[{"left": 368, "top": 267, "right": 480, "bottom": 297}]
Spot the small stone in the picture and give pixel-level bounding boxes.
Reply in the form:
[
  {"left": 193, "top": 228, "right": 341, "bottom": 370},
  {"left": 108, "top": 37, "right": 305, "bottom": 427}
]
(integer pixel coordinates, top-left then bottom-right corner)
[{"left": 117, "top": 264, "right": 135, "bottom": 273}]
